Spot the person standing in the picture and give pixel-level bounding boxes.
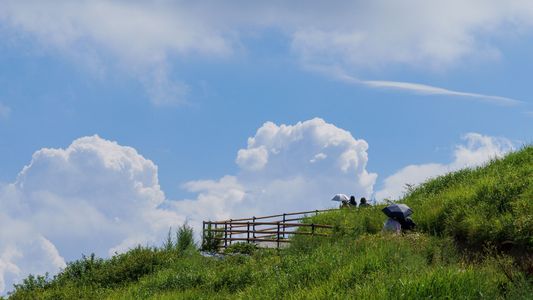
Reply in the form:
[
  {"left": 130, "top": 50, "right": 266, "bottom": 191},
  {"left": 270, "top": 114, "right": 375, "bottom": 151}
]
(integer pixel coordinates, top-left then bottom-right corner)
[{"left": 359, "top": 197, "right": 370, "bottom": 207}]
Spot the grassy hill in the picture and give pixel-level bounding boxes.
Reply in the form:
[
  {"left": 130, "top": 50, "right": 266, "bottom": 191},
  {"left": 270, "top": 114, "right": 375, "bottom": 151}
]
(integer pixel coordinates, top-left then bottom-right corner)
[{"left": 5, "top": 146, "right": 533, "bottom": 299}]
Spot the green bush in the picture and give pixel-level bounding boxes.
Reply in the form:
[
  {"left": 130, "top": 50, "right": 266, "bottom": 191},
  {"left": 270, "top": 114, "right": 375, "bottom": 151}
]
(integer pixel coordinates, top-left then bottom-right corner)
[{"left": 224, "top": 242, "right": 258, "bottom": 255}]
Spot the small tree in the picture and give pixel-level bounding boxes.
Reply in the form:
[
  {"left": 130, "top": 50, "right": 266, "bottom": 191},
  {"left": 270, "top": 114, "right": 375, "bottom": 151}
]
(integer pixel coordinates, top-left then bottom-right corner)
[
  {"left": 201, "top": 223, "right": 221, "bottom": 252},
  {"left": 163, "top": 227, "right": 174, "bottom": 251},
  {"left": 176, "top": 223, "right": 195, "bottom": 252}
]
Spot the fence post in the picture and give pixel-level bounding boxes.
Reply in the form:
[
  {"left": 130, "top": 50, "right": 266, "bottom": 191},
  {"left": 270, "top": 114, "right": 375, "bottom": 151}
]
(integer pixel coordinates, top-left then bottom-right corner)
[
  {"left": 277, "top": 221, "right": 281, "bottom": 249},
  {"left": 247, "top": 222, "right": 250, "bottom": 243},
  {"left": 282, "top": 213, "right": 286, "bottom": 239},
  {"left": 311, "top": 223, "right": 315, "bottom": 236},
  {"left": 253, "top": 216, "right": 256, "bottom": 239},
  {"left": 229, "top": 219, "right": 232, "bottom": 247},
  {"left": 202, "top": 221, "right": 205, "bottom": 247},
  {"left": 214, "top": 222, "right": 217, "bottom": 251},
  {"left": 224, "top": 222, "right": 228, "bottom": 248}
]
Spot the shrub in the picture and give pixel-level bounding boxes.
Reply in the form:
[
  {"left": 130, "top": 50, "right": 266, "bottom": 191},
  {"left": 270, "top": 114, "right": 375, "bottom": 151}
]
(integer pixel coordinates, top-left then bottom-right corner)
[
  {"left": 176, "top": 223, "right": 195, "bottom": 252},
  {"left": 224, "top": 242, "right": 258, "bottom": 255},
  {"left": 9, "top": 273, "right": 50, "bottom": 298}
]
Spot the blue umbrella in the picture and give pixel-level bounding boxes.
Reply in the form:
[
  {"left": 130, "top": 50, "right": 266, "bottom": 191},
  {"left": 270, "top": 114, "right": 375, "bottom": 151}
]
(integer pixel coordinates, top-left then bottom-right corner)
[{"left": 382, "top": 204, "right": 413, "bottom": 220}]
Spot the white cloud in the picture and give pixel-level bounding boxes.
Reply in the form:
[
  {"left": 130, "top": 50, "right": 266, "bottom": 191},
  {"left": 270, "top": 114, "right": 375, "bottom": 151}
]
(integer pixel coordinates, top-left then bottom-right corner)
[
  {"left": 0, "top": 103, "right": 11, "bottom": 120},
  {"left": 0, "top": 135, "right": 184, "bottom": 294},
  {"left": 0, "top": 246, "right": 21, "bottom": 293},
  {"left": 176, "top": 118, "right": 377, "bottom": 226},
  {"left": 310, "top": 153, "right": 327, "bottom": 163},
  {"left": 375, "top": 133, "right": 514, "bottom": 201},
  {"left": 236, "top": 146, "right": 269, "bottom": 171},
  {"left": 307, "top": 65, "right": 522, "bottom": 106},
  {"left": 2, "top": 1, "right": 533, "bottom": 104},
  {"left": 0, "top": 1, "right": 234, "bottom": 60},
  {"left": 0, "top": 119, "right": 376, "bottom": 294},
  {"left": 0, "top": 1, "right": 233, "bottom": 105},
  {"left": 0, "top": 208, "right": 66, "bottom": 293},
  {"left": 360, "top": 80, "right": 521, "bottom": 106}
]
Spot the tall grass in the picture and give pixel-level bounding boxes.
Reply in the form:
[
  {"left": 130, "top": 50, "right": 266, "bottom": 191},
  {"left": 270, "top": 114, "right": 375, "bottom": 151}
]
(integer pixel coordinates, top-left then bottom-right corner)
[
  {"left": 402, "top": 147, "right": 533, "bottom": 264},
  {"left": 9, "top": 233, "right": 531, "bottom": 299},
  {"left": 6, "top": 146, "right": 532, "bottom": 299},
  {"left": 309, "top": 148, "right": 533, "bottom": 258},
  {"left": 110, "top": 234, "right": 530, "bottom": 299}
]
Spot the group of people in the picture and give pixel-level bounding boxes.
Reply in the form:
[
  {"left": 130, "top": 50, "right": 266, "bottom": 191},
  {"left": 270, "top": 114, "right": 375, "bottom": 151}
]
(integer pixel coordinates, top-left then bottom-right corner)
[
  {"left": 334, "top": 194, "right": 416, "bottom": 234},
  {"left": 341, "top": 196, "right": 370, "bottom": 208}
]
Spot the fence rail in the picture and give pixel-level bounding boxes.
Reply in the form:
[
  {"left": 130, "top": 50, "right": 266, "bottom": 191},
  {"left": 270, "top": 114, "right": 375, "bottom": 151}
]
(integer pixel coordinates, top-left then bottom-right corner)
[{"left": 202, "top": 208, "right": 338, "bottom": 250}]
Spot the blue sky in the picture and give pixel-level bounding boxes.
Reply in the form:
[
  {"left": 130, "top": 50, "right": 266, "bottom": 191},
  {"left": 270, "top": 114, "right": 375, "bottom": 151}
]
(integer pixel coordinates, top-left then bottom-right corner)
[
  {"left": 0, "top": 1, "right": 532, "bottom": 293},
  {"left": 1, "top": 26, "right": 530, "bottom": 197}
]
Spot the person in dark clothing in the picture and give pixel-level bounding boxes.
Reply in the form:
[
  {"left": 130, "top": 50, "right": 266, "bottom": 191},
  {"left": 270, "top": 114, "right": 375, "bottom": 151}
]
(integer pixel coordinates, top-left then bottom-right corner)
[
  {"left": 399, "top": 217, "right": 416, "bottom": 231},
  {"left": 359, "top": 197, "right": 370, "bottom": 207},
  {"left": 349, "top": 195, "right": 357, "bottom": 207}
]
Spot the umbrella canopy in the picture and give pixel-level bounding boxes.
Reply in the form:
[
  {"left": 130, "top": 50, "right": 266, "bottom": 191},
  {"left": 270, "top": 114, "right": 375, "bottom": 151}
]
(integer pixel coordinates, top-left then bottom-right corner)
[
  {"left": 331, "top": 194, "right": 350, "bottom": 202},
  {"left": 382, "top": 204, "right": 413, "bottom": 219}
]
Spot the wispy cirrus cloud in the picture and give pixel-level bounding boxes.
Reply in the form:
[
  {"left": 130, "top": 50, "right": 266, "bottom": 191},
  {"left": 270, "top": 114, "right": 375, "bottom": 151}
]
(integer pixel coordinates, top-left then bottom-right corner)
[
  {"left": 308, "top": 65, "right": 522, "bottom": 106},
  {"left": 362, "top": 80, "right": 521, "bottom": 106}
]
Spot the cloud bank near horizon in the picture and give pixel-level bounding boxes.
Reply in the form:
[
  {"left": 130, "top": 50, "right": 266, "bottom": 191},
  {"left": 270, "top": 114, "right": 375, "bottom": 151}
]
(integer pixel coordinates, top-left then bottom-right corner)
[
  {"left": 375, "top": 133, "right": 514, "bottom": 200},
  {"left": 0, "top": 118, "right": 515, "bottom": 294}
]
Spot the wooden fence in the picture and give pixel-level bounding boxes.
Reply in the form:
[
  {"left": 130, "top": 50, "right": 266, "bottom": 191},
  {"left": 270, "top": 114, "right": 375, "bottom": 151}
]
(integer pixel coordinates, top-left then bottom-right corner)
[{"left": 202, "top": 209, "right": 337, "bottom": 250}]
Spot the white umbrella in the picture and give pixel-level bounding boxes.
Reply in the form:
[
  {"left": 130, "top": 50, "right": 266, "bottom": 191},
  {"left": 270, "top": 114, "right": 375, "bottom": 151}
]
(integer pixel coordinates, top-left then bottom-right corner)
[{"left": 331, "top": 194, "right": 350, "bottom": 202}]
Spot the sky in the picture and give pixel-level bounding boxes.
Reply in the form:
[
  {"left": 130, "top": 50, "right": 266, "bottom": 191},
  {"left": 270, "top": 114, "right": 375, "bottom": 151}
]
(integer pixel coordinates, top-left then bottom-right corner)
[{"left": 0, "top": 0, "right": 532, "bottom": 294}]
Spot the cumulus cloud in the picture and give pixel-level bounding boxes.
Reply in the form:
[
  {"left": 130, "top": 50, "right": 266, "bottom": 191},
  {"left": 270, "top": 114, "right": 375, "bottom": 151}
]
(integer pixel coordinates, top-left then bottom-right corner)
[
  {"left": 236, "top": 146, "right": 269, "bottom": 171},
  {"left": 375, "top": 133, "right": 514, "bottom": 201},
  {"left": 176, "top": 118, "right": 377, "bottom": 227},
  {"left": 0, "top": 135, "right": 184, "bottom": 293},
  {"left": 2, "top": 1, "right": 531, "bottom": 104},
  {"left": 0, "top": 118, "right": 376, "bottom": 294}
]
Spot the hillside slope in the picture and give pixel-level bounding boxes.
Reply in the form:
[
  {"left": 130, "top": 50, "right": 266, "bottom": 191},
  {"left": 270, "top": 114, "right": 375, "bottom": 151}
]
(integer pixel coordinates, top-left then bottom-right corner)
[
  {"left": 311, "top": 146, "right": 533, "bottom": 267},
  {"left": 5, "top": 146, "right": 533, "bottom": 299}
]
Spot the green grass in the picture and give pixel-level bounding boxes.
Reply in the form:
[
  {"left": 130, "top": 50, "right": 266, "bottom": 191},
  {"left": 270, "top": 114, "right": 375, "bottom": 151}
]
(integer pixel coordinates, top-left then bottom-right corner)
[
  {"left": 6, "top": 146, "right": 533, "bottom": 299},
  {"left": 407, "top": 156, "right": 533, "bottom": 250}
]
